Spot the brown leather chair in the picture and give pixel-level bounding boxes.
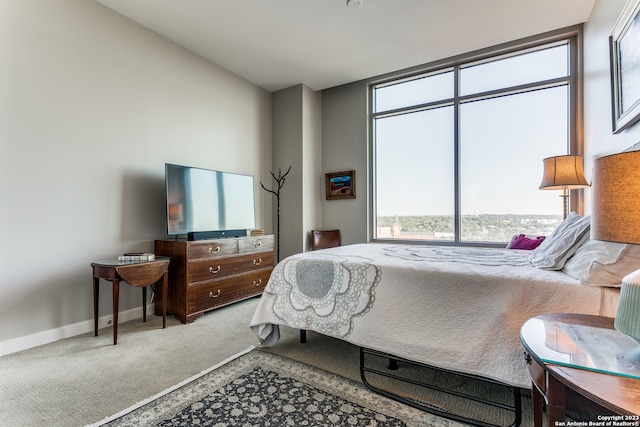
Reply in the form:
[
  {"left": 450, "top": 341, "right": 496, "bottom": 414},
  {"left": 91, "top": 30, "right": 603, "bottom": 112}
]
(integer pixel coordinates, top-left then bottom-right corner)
[{"left": 310, "top": 229, "right": 341, "bottom": 250}]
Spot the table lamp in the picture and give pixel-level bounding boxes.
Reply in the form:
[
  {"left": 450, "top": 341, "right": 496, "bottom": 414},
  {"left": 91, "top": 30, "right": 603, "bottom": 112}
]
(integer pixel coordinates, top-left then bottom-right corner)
[
  {"left": 592, "top": 150, "right": 640, "bottom": 366},
  {"left": 539, "top": 155, "right": 590, "bottom": 219}
]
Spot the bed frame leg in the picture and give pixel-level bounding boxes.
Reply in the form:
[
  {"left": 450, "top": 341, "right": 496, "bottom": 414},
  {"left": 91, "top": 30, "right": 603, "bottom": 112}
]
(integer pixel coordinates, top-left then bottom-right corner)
[
  {"left": 388, "top": 358, "right": 398, "bottom": 370},
  {"left": 300, "top": 329, "right": 307, "bottom": 343}
]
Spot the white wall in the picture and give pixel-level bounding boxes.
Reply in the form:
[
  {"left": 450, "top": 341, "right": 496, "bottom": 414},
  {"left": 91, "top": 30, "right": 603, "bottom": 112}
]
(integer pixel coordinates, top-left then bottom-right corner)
[
  {"left": 583, "top": 0, "right": 640, "bottom": 209},
  {"left": 0, "top": 0, "right": 272, "bottom": 355}
]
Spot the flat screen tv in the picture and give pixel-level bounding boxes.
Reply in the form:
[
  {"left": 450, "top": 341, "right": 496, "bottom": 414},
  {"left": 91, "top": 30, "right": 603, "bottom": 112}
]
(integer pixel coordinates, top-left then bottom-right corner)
[{"left": 165, "top": 163, "right": 256, "bottom": 240}]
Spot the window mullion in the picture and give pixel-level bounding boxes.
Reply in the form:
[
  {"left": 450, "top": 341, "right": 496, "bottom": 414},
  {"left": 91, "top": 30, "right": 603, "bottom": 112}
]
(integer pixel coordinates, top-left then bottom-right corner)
[
  {"left": 453, "top": 66, "right": 461, "bottom": 243},
  {"left": 458, "top": 77, "right": 570, "bottom": 105}
]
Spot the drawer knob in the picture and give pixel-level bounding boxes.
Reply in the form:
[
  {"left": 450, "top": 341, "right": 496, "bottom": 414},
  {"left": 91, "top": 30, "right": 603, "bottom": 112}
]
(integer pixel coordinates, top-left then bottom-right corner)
[
  {"left": 209, "top": 266, "right": 221, "bottom": 274},
  {"left": 253, "top": 279, "right": 262, "bottom": 287},
  {"left": 208, "top": 246, "right": 220, "bottom": 254},
  {"left": 252, "top": 258, "right": 262, "bottom": 266},
  {"left": 209, "top": 290, "right": 221, "bottom": 298},
  {"left": 253, "top": 240, "right": 262, "bottom": 248}
]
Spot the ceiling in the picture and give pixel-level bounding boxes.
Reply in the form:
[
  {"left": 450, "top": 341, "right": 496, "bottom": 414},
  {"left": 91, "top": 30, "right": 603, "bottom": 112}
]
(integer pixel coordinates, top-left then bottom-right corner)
[{"left": 96, "top": 0, "right": 596, "bottom": 92}]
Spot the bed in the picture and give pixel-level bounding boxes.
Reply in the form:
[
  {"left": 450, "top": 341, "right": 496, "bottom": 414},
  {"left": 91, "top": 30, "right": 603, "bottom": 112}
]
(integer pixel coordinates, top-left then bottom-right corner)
[
  {"left": 250, "top": 214, "right": 637, "bottom": 424},
  {"left": 250, "top": 242, "right": 621, "bottom": 389}
]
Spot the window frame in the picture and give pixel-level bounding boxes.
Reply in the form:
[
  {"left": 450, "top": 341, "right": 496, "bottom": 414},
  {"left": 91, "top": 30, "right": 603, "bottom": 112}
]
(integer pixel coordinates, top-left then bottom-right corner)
[{"left": 369, "top": 26, "right": 584, "bottom": 246}]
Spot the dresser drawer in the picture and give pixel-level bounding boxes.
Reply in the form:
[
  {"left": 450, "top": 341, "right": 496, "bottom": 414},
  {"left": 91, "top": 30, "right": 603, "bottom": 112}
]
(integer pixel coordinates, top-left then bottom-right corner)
[
  {"left": 187, "top": 239, "right": 238, "bottom": 260},
  {"left": 188, "top": 269, "right": 272, "bottom": 313},
  {"left": 187, "top": 252, "right": 274, "bottom": 284},
  {"left": 239, "top": 235, "right": 274, "bottom": 254},
  {"left": 234, "top": 268, "right": 273, "bottom": 296},
  {"left": 188, "top": 280, "right": 241, "bottom": 312}
]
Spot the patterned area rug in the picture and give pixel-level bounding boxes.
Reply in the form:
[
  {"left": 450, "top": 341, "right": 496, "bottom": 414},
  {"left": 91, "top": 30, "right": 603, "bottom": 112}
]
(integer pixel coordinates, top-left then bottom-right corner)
[{"left": 89, "top": 348, "right": 451, "bottom": 427}]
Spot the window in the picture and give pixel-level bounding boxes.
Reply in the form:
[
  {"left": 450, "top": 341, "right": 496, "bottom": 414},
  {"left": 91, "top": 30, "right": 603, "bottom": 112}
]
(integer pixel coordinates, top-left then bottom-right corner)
[{"left": 372, "top": 31, "right": 580, "bottom": 245}]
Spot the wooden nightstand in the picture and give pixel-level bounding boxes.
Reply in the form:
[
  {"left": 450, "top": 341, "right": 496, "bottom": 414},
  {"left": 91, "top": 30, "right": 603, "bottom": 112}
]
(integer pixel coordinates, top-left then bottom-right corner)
[
  {"left": 92, "top": 257, "right": 170, "bottom": 345},
  {"left": 520, "top": 314, "right": 640, "bottom": 427}
]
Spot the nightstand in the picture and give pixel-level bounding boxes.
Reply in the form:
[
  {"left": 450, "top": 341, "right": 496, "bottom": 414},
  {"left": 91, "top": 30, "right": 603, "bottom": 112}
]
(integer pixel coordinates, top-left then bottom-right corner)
[
  {"left": 520, "top": 314, "right": 640, "bottom": 427},
  {"left": 92, "top": 257, "right": 170, "bottom": 345}
]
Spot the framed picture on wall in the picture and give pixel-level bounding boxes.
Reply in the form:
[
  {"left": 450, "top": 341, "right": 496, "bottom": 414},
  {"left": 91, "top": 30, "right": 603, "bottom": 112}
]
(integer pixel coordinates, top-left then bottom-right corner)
[
  {"left": 610, "top": 0, "right": 640, "bottom": 134},
  {"left": 325, "top": 170, "right": 356, "bottom": 200}
]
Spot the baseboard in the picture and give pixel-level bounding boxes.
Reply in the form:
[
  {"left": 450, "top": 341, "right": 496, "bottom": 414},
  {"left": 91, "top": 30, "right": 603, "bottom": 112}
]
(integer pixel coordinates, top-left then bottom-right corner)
[{"left": 0, "top": 304, "right": 153, "bottom": 357}]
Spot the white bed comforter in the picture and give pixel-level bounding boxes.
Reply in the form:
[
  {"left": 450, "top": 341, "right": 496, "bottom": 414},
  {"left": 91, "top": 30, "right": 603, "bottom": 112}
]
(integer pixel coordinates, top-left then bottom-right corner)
[{"left": 250, "top": 243, "right": 614, "bottom": 388}]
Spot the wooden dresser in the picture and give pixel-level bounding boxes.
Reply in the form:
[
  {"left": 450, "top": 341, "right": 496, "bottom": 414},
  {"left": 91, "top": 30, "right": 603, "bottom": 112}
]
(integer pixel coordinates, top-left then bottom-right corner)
[{"left": 154, "top": 235, "right": 274, "bottom": 324}]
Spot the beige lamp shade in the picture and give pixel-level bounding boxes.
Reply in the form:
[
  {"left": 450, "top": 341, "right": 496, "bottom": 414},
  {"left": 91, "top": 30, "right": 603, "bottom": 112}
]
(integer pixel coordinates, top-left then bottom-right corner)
[
  {"left": 539, "top": 155, "right": 589, "bottom": 219},
  {"left": 591, "top": 150, "right": 640, "bottom": 244},
  {"left": 539, "top": 155, "right": 590, "bottom": 190},
  {"left": 592, "top": 150, "right": 640, "bottom": 350}
]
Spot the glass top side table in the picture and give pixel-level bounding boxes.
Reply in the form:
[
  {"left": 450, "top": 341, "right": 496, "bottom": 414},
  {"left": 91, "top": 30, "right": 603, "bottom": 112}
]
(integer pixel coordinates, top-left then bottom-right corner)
[
  {"left": 521, "top": 314, "right": 640, "bottom": 380},
  {"left": 520, "top": 313, "right": 640, "bottom": 427}
]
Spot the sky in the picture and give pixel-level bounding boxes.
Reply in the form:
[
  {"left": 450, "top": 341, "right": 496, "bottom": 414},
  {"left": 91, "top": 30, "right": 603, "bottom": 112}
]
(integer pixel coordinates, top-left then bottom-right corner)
[{"left": 373, "top": 43, "right": 576, "bottom": 217}]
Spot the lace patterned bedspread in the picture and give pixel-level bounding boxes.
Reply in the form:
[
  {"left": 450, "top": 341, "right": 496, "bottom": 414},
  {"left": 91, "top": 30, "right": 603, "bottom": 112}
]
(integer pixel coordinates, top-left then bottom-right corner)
[{"left": 250, "top": 243, "right": 613, "bottom": 388}]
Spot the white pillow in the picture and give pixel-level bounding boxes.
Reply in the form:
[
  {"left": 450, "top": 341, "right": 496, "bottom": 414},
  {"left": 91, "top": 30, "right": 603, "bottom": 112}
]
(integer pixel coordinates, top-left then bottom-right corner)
[
  {"left": 529, "top": 212, "right": 591, "bottom": 270},
  {"left": 563, "top": 240, "right": 640, "bottom": 287}
]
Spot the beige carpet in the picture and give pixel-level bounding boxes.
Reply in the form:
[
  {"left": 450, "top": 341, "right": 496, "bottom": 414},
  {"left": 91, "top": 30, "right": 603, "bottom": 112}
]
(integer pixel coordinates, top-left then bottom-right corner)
[
  {"left": 0, "top": 298, "right": 265, "bottom": 426},
  {"left": 91, "top": 348, "right": 449, "bottom": 427},
  {"left": 0, "top": 297, "right": 533, "bottom": 426}
]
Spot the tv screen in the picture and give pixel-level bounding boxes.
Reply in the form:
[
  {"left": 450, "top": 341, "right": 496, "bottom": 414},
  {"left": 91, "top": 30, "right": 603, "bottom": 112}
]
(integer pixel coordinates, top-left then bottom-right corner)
[{"left": 165, "top": 163, "right": 256, "bottom": 239}]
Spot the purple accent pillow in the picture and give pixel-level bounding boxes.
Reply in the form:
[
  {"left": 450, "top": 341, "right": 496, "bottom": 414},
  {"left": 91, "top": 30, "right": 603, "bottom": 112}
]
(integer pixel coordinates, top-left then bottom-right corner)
[{"left": 509, "top": 234, "right": 546, "bottom": 250}]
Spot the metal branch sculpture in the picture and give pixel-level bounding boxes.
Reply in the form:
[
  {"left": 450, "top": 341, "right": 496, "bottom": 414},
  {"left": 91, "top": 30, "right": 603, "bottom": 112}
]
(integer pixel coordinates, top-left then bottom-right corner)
[{"left": 260, "top": 166, "right": 291, "bottom": 262}]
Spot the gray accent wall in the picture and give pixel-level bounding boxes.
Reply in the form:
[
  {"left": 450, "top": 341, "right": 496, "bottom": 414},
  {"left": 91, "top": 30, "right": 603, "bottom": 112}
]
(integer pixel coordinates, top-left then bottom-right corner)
[
  {"left": 321, "top": 81, "right": 370, "bottom": 245},
  {"left": 271, "top": 84, "right": 322, "bottom": 260},
  {"left": 1, "top": 0, "right": 272, "bottom": 355}
]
